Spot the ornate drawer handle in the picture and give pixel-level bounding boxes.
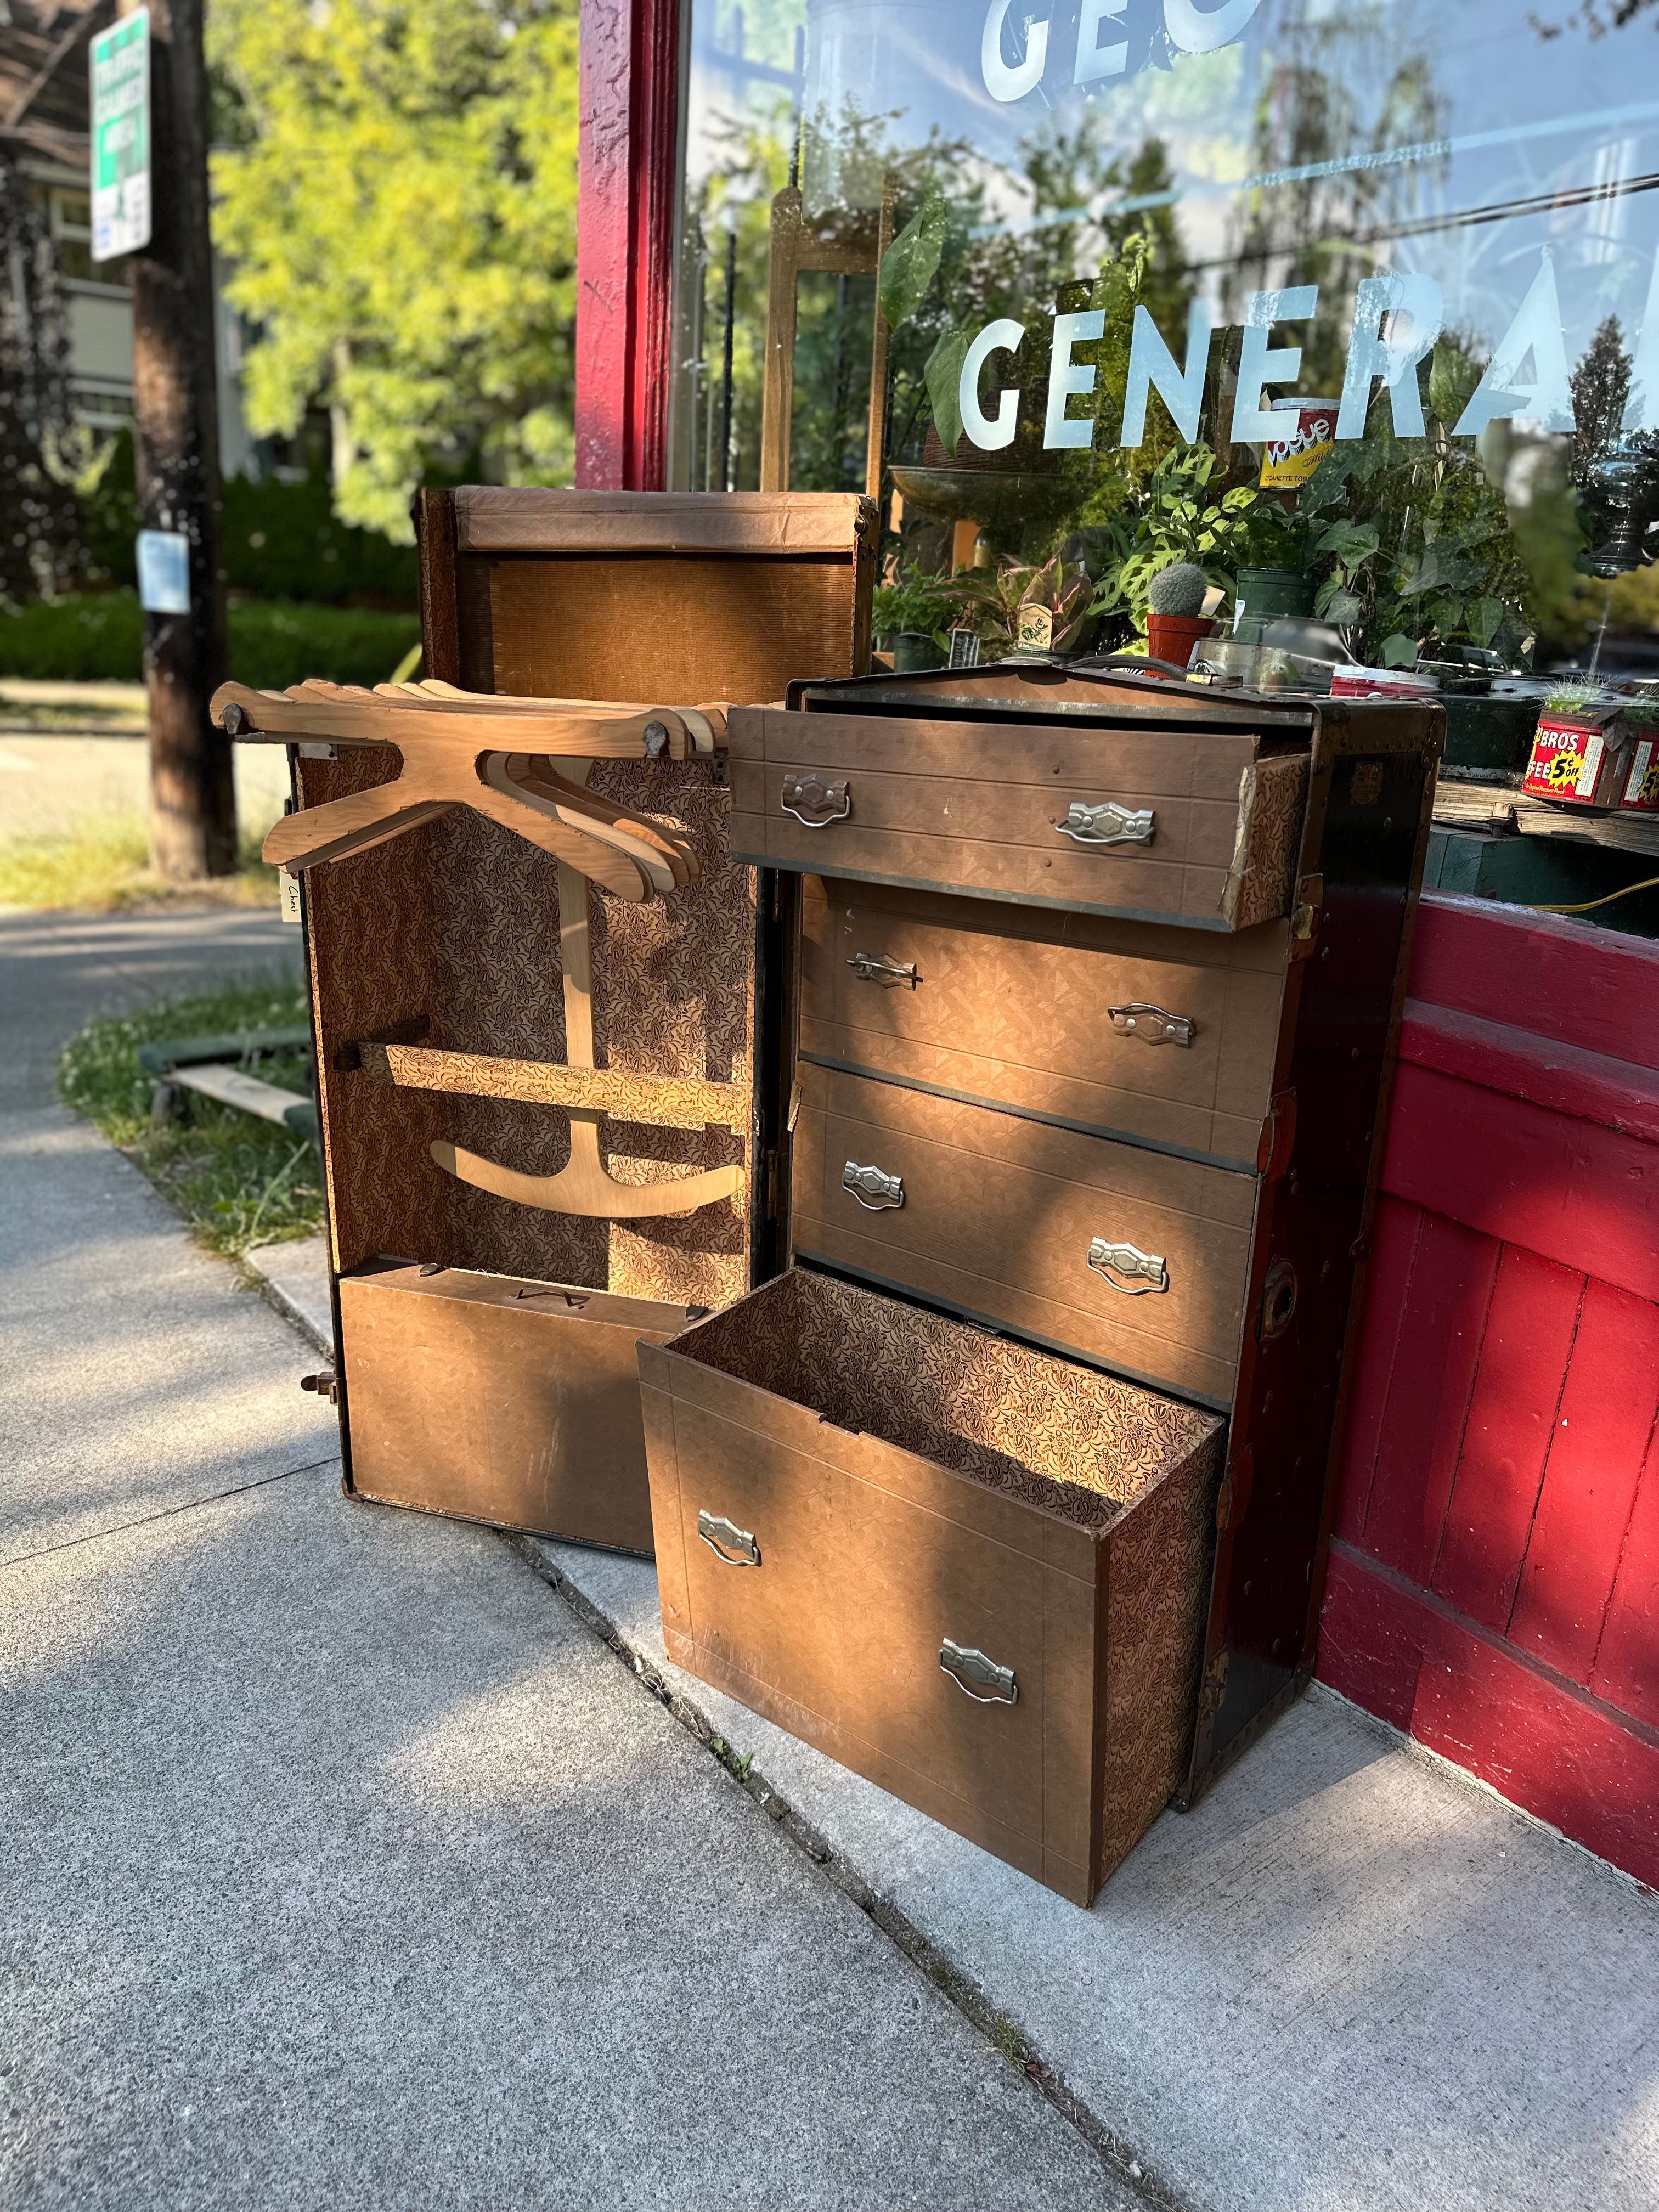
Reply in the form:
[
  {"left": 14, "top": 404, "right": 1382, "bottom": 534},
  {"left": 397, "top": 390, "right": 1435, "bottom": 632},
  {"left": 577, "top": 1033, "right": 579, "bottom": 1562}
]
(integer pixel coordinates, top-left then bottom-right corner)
[
  {"left": 1086, "top": 1238, "right": 1170, "bottom": 1295},
  {"left": 939, "top": 1639, "right": 1018, "bottom": 1706},
  {"left": 781, "top": 772, "right": 851, "bottom": 828},
  {"left": 1108, "top": 1002, "right": 1195, "bottom": 1048},
  {"left": 698, "top": 1510, "right": 760, "bottom": 1567},
  {"left": 848, "top": 952, "right": 918, "bottom": 988},
  {"left": 1054, "top": 800, "right": 1155, "bottom": 847},
  {"left": 843, "top": 1160, "right": 904, "bottom": 1210}
]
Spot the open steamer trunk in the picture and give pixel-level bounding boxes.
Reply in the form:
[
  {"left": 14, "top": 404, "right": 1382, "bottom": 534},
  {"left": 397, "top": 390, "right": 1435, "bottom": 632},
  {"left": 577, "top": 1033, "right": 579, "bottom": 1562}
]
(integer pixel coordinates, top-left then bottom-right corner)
[
  {"left": 268, "top": 490, "right": 877, "bottom": 1547},
  {"left": 652, "top": 657, "right": 1444, "bottom": 1891}
]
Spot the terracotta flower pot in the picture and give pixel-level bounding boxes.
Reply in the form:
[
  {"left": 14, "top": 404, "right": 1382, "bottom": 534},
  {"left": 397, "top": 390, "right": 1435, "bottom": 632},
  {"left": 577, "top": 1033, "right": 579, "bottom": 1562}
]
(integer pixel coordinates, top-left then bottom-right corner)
[{"left": 1146, "top": 612, "right": 1215, "bottom": 671}]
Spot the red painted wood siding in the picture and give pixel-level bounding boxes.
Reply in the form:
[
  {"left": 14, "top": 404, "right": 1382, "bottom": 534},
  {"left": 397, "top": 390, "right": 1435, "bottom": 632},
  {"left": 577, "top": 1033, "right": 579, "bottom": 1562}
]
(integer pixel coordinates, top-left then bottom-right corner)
[
  {"left": 575, "top": 0, "right": 680, "bottom": 490},
  {"left": 1319, "top": 895, "right": 1659, "bottom": 1887}
]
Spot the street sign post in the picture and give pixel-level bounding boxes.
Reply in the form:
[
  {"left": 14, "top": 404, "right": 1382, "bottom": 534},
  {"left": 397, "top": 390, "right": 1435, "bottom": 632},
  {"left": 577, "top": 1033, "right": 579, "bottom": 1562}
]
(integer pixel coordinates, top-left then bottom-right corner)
[{"left": 90, "top": 8, "right": 151, "bottom": 263}]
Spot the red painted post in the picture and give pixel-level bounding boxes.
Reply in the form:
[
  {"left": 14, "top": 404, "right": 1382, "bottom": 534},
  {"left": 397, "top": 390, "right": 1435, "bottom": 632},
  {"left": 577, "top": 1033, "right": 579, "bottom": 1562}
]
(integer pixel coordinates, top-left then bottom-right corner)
[{"left": 575, "top": 0, "right": 681, "bottom": 491}]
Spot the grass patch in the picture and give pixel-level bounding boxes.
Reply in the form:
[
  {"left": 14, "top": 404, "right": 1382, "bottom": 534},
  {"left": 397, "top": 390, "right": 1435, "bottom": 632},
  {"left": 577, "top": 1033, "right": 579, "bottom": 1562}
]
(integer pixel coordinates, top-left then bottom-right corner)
[
  {"left": 0, "top": 591, "right": 420, "bottom": 689},
  {"left": 58, "top": 975, "right": 324, "bottom": 1260},
  {"left": 0, "top": 819, "right": 279, "bottom": 913}
]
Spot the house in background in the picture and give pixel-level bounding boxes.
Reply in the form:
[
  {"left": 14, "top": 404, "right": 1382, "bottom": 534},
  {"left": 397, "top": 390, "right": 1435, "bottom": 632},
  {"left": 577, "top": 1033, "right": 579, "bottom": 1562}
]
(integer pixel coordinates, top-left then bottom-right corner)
[{"left": 2, "top": 0, "right": 259, "bottom": 475}]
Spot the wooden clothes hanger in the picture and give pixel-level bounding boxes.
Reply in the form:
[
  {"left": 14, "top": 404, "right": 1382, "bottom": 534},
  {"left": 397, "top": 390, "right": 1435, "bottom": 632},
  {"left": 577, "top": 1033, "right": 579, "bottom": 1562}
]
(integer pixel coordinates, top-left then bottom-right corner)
[
  {"left": 212, "top": 679, "right": 724, "bottom": 899},
  {"left": 217, "top": 678, "right": 742, "bottom": 1222}
]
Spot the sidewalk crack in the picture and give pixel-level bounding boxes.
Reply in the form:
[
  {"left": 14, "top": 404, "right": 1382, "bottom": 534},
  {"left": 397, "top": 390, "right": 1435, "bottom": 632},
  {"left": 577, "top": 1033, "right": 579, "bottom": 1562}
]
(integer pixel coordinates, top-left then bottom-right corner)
[{"left": 0, "top": 1455, "right": 341, "bottom": 1572}]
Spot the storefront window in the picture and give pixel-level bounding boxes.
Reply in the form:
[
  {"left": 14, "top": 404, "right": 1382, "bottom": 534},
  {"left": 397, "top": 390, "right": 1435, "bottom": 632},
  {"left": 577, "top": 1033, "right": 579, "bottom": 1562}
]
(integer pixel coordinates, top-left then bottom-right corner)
[{"left": 671, "top": 1, "right": 1659, "bottom": 683}]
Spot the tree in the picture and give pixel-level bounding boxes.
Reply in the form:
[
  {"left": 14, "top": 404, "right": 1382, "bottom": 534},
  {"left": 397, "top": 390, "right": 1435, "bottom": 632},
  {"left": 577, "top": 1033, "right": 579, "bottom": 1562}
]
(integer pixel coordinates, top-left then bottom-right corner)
[
  {"left": 209, "top": 0, "right": 580, "bottom": 541},
  {"left": 1569, "top": 315, "right": 1632, "bottom": 485}
]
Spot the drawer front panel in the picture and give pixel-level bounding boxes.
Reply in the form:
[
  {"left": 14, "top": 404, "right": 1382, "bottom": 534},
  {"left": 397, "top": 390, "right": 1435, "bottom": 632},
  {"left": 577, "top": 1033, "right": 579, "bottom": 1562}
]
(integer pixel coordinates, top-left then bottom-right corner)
[
  {"left": 793, "top": 1073, "right": 1255, "bottom": 1404},
  {"left": 339, "top": 1265, "right": 681, "bottom": 1548},
  {"left": 664, "top": 1398, "right": 1072, "bottom": 1852},
  {"left": 670, "top": 1398, "right": 847, "bottom": 1726},
  {"left": 729, "top": 710, "right": 1307, "bottom": 928},
  {"left": 826, "top": 1471, "right": 1051, "bottom": 1842},
  {"left": 801, "top": 885, "right": 1285, "bottom": 1164}
]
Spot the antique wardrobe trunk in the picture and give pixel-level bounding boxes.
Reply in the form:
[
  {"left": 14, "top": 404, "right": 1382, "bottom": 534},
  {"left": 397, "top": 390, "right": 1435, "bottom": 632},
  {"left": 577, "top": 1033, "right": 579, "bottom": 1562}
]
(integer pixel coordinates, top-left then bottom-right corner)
[
  {"left": 279, "top": 490, "right": 876, "bottom": 1548},
  {"left": 715, "top": 662, "right": 1441, "bottom": 1822},
  {"left": 640, "top": 1269, "right": 1224, "bottom": 1905}
]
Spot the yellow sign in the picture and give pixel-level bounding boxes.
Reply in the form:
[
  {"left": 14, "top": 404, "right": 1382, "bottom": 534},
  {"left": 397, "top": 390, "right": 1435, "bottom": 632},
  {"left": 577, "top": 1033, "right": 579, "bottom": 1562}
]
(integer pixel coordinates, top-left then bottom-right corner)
[{"left": 1260, "top": 399, "right": 1337, "bottom": 489}]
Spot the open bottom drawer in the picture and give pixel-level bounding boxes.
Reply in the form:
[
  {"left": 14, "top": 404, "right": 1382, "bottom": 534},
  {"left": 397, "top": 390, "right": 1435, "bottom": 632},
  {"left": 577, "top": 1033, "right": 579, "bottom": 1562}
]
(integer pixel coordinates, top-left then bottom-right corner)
[
  {"left": 640, "top": 1268, "right": 1224, "bottom": 1904},
  {"left": 340, "top": 1260, "right": 707, "bottom": 1550}
]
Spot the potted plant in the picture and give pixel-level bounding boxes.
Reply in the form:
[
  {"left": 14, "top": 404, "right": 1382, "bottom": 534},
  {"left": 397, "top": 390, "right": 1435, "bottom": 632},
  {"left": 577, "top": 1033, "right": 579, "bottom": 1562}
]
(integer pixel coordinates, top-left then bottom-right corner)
[
  {"left": 951, "top": 556, "right": 1092, "bottom": 660},
  {"left": 1522, "top": 680, "right": 1631, "bottom": 809},
  {"left": 1082, "top": 444, "right": 1263, "bottom": 649},
  {"left": 1145, "top": 562, "right": 1214, "bottom": 670},
  {"left": 872, "top": 567, "right": 962, "bottom": 672}
]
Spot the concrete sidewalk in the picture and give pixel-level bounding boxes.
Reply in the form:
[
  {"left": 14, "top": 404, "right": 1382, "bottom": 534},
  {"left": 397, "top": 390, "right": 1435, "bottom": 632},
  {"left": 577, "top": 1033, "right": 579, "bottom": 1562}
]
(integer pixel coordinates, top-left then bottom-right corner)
[
  {"left": 0, "top": 910, "right": 1124, "bottom": 2209},
  {"left": 260, "top": 1234, "right": 1659, "bottom": 2210}
]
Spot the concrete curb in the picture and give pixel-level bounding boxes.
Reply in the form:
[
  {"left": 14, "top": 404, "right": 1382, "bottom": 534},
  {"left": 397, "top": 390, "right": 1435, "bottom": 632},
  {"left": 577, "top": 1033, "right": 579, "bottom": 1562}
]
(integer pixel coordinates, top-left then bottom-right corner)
[{"left": 242, "top": 1234, "right": 332, "bottom": 1360}]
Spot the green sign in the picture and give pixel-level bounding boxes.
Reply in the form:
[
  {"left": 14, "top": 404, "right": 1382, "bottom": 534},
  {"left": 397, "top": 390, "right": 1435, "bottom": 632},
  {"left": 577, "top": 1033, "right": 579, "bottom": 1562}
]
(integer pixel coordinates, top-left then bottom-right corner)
[{"left": 90, "top": 8, "right": 150, "bottom": 262}]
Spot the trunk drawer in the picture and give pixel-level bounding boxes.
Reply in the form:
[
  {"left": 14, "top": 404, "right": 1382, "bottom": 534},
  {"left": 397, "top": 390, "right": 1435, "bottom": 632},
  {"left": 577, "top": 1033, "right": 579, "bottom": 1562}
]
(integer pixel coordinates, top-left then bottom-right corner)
[
  {"left": 792, "top": 1064, "right": 1256, "bottom": 1408},
  {"left": 801, "top": 879, "right": 1287, "bottom": 1166},
  {"left": 730, "top": 708, "right": 1309, "bottom": 930},
  {"left": 640, "top": 1268, "right": 1225, "bottom": 1903},
  {"left": 339, "top": 1261, "right": 704, "bottom": 1549}
]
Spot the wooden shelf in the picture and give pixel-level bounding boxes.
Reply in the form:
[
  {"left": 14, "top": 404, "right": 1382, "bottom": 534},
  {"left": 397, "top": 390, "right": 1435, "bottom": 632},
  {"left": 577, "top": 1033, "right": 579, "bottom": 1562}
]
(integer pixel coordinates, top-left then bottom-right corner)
[
  {"left": 357, "top": 1040, "right": 748, "bottom": 1134},
  {"left": 1432, "top": 772, "right": 1659, "bottom": 857}
]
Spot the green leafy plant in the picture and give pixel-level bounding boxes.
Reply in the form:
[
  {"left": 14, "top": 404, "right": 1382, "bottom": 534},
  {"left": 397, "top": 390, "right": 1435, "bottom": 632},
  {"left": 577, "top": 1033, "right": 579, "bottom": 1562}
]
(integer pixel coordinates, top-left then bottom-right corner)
[
  {"left": 878, "top": 195, "right": 950, "bottom": 334},
  {"left": 872, "top": 566, "right": 963, "bottom": 646},
  {"left": 1085, "top": 445, "right": 1261, "bottom": 634},
  {"left": 952, "top": 556, "right": 1092, "bottom": 656},
  {"left": 1296, "top": 395, "right": 1532, "bottom": 664}
]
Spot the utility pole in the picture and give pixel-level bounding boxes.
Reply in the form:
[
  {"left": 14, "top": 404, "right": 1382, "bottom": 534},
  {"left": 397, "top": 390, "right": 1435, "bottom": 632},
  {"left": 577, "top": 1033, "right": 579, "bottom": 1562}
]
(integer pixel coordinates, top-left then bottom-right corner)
[{"left": 122, "top": 0, "right": 235, "bottom": 879}]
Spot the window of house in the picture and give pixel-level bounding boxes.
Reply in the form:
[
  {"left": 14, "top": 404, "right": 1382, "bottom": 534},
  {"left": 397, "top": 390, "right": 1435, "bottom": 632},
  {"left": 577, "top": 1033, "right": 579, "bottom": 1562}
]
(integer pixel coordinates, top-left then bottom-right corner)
[
  {"left": 670, "top": 1, "right": 1659, "bottom": 685},
  {"left": 44, "top": 180, "right": 129, "bottom": 289}
]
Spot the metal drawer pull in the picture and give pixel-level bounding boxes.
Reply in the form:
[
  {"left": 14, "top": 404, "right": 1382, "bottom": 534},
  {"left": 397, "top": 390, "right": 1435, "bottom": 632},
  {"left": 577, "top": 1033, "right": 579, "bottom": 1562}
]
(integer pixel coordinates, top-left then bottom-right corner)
[
  {"left": 940, "top": 1639, "right": 1018, "bottom": 1706},
  {"left": 848, "top": 952, "right": 918, "bottom": 988},
  {"left": 697, "top": 1510, "right": 760, "bottom": 1567},
  {"left": 843, "top": 1160, "right": 904, "bottom": 1210},
  {"left": 781, "top": 772, "right": 851, "bottom": 828},
  {"left": 1054, "top": 800, "right": 1155, "bottom": 847},
  {"left": 1108, "top": 1002, "right": 1195, "bottom": 1048},
  {"left": 1086, "top": 1238, "right": 1170, "bottom": 1295}
]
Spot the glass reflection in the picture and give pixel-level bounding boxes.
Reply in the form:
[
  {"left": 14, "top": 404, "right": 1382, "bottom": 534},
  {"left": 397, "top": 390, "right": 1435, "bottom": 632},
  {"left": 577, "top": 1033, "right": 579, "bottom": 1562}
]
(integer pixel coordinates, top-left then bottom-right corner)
[{"left": 673, "top": 1, "right": 1659, "bottom": 689}]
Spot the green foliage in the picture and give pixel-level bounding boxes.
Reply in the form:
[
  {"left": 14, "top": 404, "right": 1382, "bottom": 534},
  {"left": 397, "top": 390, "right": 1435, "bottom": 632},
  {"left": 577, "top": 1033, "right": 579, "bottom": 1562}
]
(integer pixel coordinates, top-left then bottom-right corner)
[
  {"left": 1297, "top": 407, "right": 1532, "bottom": 662},
  {"left": 952, "top": 556, "right": 1093, "bottom": 657},
  {"left": 57, "top": 978, "right": 323, "bottom": 1258},
  {"left": 1085, "top": 445, "right": 1261, "bottom": 630},
  {"left": 872, "top": 567, "right": 962, "bottom": 645},
  {"left": 922, "top": 328, "right": 971, "bottom": 460},
  {"left": 0, "top": 591, "right": 419, "bottom": 687},
  {"left": 77, "top": 435, "right": 417, "bottom": 605},
  {"left": 878, "top": 196, "right": 950, "bottom": 332},
  {"left": 210, "top": 0, "right": 580, "bottom": 540}
]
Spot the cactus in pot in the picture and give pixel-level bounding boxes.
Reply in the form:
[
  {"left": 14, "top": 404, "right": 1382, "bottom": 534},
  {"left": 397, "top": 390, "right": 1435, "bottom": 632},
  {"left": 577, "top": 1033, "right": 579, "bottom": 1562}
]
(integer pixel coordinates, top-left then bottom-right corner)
[{"left": 1146, "top": 561, "right": 1214, "bottom": 671}]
